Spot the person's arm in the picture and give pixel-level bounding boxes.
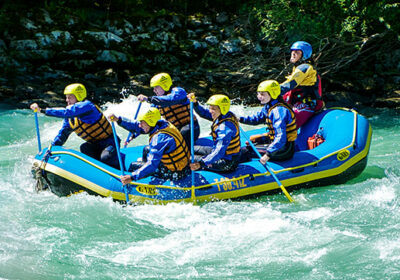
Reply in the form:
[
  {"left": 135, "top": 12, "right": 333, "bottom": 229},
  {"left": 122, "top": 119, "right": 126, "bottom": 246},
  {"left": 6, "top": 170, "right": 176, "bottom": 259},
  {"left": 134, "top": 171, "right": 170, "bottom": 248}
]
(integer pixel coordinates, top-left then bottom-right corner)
[
  {"left": 131, "top": 133, "right": 174, "bottom": 180},
  {"left": 44, "top": 100, "right": 94, "bottom": 119},
  {"left": 239, "top": 107, "right": 267, "bottom": 125},
  {"left": 117, "top": 117, "right": 145, "bottom": 135},
  {"left": 280, "top": 64, "right": 310, "bottom": 95},
  {"left": 193, "top": 102, "right": 213, "bottom": 121},
  {"left": 265, "top": 107, "right": 291, "bottom": 155},
  {"left": 150, "top": 87, "right": 188, "bottom": 107},
  {"left": 202, "top": 121, "right": 236, "bottom": 165},
  {"left": 51, "top": 119, "right": 73, "bottom": 146}
]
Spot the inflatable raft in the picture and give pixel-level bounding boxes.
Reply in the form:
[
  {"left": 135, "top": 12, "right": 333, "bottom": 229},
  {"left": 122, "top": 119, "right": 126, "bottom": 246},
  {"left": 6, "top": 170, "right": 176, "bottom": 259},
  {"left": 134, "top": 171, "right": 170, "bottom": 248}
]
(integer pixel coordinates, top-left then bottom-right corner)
[{"left": 32, "top": 108, "right": 372, "bottom": 204}]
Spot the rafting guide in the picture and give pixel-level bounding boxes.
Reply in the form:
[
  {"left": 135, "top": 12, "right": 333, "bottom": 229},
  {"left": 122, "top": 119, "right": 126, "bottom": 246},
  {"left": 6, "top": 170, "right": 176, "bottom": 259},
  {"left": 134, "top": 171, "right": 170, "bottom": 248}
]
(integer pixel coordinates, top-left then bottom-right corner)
[{"left": 280, "top": 41, "right": 325, "bottom": 128}]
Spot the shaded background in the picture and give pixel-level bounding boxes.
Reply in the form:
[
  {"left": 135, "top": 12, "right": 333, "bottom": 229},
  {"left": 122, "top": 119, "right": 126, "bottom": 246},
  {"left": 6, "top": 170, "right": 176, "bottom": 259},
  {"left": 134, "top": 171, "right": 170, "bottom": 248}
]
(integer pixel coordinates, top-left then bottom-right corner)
[{"left": 0, "top": 0, "right": 399, "bottom": 108}]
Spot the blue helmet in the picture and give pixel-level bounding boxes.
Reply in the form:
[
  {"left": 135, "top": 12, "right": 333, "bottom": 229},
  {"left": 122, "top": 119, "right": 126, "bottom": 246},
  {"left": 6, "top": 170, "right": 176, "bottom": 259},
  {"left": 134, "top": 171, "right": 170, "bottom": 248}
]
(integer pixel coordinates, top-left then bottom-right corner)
[{"left": 290, "top": 41, "right": 312, "bottom": 60}]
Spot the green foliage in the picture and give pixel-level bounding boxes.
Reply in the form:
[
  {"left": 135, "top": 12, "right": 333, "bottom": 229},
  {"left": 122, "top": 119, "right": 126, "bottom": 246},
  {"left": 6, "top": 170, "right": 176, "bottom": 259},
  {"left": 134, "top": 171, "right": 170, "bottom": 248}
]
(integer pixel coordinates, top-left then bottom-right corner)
[{"left": 242, "top": 0, "right": 398, "bottom": 46}]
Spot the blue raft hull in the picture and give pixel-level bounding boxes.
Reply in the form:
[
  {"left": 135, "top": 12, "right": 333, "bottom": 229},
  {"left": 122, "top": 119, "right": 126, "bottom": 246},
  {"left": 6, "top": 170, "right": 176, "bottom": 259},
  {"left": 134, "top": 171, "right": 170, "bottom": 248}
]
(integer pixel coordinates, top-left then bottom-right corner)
[{"left": 32, "top": 108, "right": 372, "bottom": 204}]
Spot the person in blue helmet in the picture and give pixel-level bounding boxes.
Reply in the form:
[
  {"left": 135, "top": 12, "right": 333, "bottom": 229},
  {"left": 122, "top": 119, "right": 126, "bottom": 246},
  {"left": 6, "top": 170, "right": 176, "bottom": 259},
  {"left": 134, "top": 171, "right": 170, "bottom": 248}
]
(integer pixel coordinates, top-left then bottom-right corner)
[
  {"left": 30, "top": 83, "right": 120, "bottom": 168},
  {"left": 136, "top": 73, "right": 200, "bottom": 150},
  {"left": 108, "top": 107, "right": 190, "bottom": 183},
  {"left": 187, "top": 93, "right": 241, "bottom": 173},
  {"left": 239, "top": 80, "right": 297, "bottom": 164},
  {"left": 280, "top": 41, "right": 324, "bottom": 128}
]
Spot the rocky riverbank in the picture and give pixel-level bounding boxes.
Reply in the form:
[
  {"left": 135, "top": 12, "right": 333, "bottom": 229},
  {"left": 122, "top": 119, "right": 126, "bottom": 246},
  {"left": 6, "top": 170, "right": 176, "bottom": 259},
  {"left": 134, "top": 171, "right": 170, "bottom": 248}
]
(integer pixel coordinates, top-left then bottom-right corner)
[{"left": 0, "top": 7, "right": 399, "bottom": 109}]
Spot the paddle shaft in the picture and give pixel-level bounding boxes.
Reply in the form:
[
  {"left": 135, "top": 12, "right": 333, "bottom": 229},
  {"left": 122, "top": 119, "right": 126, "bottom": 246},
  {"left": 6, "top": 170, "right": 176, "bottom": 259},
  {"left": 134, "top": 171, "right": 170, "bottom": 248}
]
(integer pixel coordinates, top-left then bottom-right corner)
[
  {"left": 124, "top": 101, "right": 142, "bottom": 148},
  {"left": 190, "top": 100, "right": 195, "bottom": 187},
  {"left": 34, "top": 111, "right": 42, "bottom": 153},
  {"left": 111, "top": 122, "right": 130, "bottom": 203},
  {"left": 239, "top": 127, "right": 294, "bottom": 202}
]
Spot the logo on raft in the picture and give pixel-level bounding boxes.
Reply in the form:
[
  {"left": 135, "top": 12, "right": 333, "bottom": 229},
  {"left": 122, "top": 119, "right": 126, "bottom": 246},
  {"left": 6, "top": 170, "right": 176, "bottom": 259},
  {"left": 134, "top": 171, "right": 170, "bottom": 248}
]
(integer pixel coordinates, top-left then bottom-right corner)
[
  {"left": 136, "top": 185, "right": 158, "bottom": 196},
  {"left": 337, "top": 149, "right": 350, "bottom": 161}
]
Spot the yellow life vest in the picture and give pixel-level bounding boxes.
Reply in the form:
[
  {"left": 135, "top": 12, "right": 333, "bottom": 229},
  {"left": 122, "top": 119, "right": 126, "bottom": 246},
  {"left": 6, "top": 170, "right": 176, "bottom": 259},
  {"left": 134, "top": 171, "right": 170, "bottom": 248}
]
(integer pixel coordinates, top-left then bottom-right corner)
[
  {"left": 149, "top": 123, "right": 190, "bottom": 172},
  {"left": 68, "top": 105, "right": 113, "bottom": 143},
  {"left": 159, "top": 103, "right": 195, "bottom": 130},
  {"left": 211, "top": 113, "right": 241, "bottom": 155},
  {"left": 284, "top": 64, "right": 317, "bottom": 86},
  {"left": 266, "top": 102, "right": 297, "bottom": 142}
]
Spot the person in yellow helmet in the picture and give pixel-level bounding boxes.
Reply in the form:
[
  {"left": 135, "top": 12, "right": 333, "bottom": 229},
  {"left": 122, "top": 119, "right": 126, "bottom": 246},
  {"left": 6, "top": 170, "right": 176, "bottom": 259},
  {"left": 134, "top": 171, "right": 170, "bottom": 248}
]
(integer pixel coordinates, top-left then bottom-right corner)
[
  {"left": 187, "top": 93, "right": 241, "bottom": 173},
  {"left": 108, "top": 107, "right": 190, "bottom": 182},
  {"left": 137, "top": 73, "right": 200, "bottom": 150},
  {"left": 239, "top": 80, "right": 297, "bottom": 164},
  {"left": 280, "top": 41, "right": 324, "bottom": 127},
  {"left": 30, "top": 83, "right": 120, "bottom": 168}
]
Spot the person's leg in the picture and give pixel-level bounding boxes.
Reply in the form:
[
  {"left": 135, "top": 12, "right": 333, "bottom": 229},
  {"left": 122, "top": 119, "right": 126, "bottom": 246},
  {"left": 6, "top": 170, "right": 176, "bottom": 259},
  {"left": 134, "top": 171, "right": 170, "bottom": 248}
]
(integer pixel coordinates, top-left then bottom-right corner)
[
  {"left": 142, "top": 145, "right": 150, "bottom": 162},
  {"left": 127, "top": 161, "right": 146, "bottom": 172},
  {"left": 268, "top": 141, "right": 295, "bottom": 161},
  {"left": 249, "top": 133, "right": 270, "bottom": 145},
  {"left": 204, "top": 156, "right": 239, "bottom": 173},
  {"left": 155, "top": 164, "right": 190, "bottom": 180},
  {"left": 180, "top": 120, "right": 200, "bottom": 150},
  {"left": 239, "top": 146, "right": 256, "bottom": 162},
  {"left": 80, "top": 142, "right": 100, "bottom": 160},
  {"left": 100, "top": 144, "right": 120, "bottom": 169},
  {"left": 193, "top": 145, "right": 213, "bottom": 156}
]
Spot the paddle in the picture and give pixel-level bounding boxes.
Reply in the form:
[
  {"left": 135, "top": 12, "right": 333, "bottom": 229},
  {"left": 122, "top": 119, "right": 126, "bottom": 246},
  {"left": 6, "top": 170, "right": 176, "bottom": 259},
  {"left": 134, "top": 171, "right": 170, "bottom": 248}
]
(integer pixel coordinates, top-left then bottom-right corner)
[
  {"left": 124, "top": 101, "right": 142, "bottom": 148},
  {"left": 111, "top": 122, "right": 130, "bottom": 204},
  {"left": 190, "top": 99, "right": 195, "bottom": 190},
  {"left": 34, "top": 110, "right": 42, "bottom": 153},
  {"left": 239, "top": 127, "right": 294, "bottom": 203}
]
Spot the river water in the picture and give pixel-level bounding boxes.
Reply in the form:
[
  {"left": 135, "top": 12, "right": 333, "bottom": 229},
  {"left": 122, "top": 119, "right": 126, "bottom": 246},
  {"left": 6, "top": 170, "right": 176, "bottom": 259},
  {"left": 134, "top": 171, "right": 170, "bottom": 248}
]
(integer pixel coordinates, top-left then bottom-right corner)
[{"left": 0, "top": 97, "right": 399, "bottom": 279}]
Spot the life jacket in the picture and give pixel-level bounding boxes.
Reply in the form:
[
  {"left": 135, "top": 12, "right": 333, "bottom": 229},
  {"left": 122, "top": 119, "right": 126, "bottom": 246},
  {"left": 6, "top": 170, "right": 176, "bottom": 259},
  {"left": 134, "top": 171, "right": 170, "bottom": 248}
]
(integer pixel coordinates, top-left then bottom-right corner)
[
  {"left": 149, "top": 123, "right": 190, "bottom": 172},
  {"left": 283, "top": 64, "right": 323, "bottom": 109},
  {"left": 211, "top": 112, "right": 241, "bottom": 155},
  {"left": 159, "top": 103, "right": 195, "bottom": 130},
  {"left": 266, "top": 102, "right": 297, "bottom": 142},
  {"left": 68, "top": 105, "right": 113, "bottom": 143}
]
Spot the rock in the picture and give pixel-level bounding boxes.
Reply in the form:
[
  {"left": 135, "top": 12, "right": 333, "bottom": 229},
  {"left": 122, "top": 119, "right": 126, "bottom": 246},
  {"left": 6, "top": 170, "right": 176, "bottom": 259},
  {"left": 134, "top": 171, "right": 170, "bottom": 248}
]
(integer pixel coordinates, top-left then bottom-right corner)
[
  {"left": 123, "top": 19, "right": 134, "bottom": 34},
  {"left": 129, "top": 33, "right": 151, "bottom": 43},
  {"left": 10, "top": 40, "right": 38, "bottom": 50},
  {"left": 96, "top": 50, "right": 128, "bottom": 63},
  {"left": 220, "top": 40, "right": 241, "bottom": 54},
  {"left": 21, "top": 18, "right": 38, "bottom": 30},
  {"left": 191, "top": 40, "right": 207, "bottom": 50},
  {"left": 83, "top": 31, "right": 124, "bottom": 47},
  {"left": 216, "top": 12, "right": 228, "bottom": 24},
  {"left": 35, "top": 31, "right": 72, "bottom": 48},
  {"left": 0, "top": 39, "right": 6, "bottom": 51},
  {"left": 41, "top": 8, "right": 53, "bottom": 25},
  {"left": 172, "top": 15, "right": 182, "bottom": 29},
  {"left": 205, "top": 35, "right": 219, "bottom": 46}
]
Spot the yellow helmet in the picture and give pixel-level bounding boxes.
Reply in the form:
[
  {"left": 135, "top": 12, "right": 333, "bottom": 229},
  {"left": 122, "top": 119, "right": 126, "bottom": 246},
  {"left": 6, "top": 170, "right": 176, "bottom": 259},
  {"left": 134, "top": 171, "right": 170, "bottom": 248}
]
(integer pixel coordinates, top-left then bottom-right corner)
[
  {"left": 64, "top": 83, "right": 87, "bottom": 101},
  {"left": 257, "top": 80, "right": 281, "bottom": 99},
  {"left": 206, "top": 94, "right": 230, "bottom": 115},
  {"left": 150, "top": 73, "right": 172, "bottom": 91},
  {"left": 137, "top": 107, "right": 161, "bottom": 127}
]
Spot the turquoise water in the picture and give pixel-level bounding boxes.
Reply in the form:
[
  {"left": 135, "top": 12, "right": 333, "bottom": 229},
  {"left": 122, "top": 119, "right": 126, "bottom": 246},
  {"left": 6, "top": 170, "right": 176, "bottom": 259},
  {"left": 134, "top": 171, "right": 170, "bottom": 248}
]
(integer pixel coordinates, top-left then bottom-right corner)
[{"left": 0, "top": 98, "right": 399, "bottom": 279}]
